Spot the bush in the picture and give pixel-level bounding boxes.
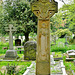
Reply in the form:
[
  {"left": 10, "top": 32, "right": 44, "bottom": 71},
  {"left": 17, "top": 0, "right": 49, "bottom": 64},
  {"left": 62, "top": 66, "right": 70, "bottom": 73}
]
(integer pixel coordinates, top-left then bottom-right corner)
[
  {"left": 6, "top": 64, "right": 17, "bottom": 75},
  {"left": 51, "top": 45, "right": 75, "bottom": 53},
  {"left": 51, "top": 45, "right": 68, "bottom": 53},
  {"left": 55, "top": 29, "right": 72, "bottom": 38}
]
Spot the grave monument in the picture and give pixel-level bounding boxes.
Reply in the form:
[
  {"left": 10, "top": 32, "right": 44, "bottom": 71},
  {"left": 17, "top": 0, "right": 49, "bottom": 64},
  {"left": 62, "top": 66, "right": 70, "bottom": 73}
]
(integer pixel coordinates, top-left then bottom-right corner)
[
  {"left": 4, "top": 24, "right": 18, "bottom": 60},
  {"left": 24, "top": 41, "right": 37, "bottom": 60},
  {"left": 64, "top": 34, "right": 69, "bottom": 45},
  {"left": 31, "top": 0, "right": 58, "bottom": 75}
]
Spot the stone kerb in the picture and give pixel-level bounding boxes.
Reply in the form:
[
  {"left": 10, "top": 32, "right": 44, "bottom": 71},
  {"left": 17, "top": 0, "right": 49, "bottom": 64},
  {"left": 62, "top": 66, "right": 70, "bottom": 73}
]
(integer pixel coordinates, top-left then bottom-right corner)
[
  {"left": 23, "top": 61, "right": 35, "bottom": 75},
  {"left": 60, "top": 60, "right": 67, "bottom": 75}
]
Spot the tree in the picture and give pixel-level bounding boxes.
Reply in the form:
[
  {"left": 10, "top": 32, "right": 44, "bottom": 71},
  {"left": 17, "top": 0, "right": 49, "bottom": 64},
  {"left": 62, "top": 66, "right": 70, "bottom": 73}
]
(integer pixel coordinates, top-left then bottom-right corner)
[
  {"left": 2, "top": 0, "right": 37, "bottom": 42},
  {"left": 59, "top": 0, "right": 75, "bottom": 35}
]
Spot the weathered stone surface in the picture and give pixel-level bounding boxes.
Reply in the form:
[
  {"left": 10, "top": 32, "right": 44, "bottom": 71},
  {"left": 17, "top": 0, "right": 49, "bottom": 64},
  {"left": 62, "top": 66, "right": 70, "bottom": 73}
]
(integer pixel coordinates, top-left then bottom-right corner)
[
  {"left": 31, "top": 0, "right": 58, "bottom": 75},
  {"left": 24, "top": 41, "right": 37, "bottom": 60},
  {"left": 67, "top": 50, "right": 75, "bottom": 58},
  {"left": 4, "top": 50, "right": 19, "bottom": 60}
]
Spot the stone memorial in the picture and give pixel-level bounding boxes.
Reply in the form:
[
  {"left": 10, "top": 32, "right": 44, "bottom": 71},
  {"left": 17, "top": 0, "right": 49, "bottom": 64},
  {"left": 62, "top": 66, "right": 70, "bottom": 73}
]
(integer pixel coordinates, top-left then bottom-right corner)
[
  {"left": 58, "top": 42, "right": 65, "bottom": 47},
  {"left": 24, "top": 41, "right": 37, "bottom": 60},
  {"left": 66, "top": 50, "right": 75, "bottom": 58},
  {"left": 31, "top": 0, "right": 58, "bottom": 75},
  {"left": 15, "top": 39, "right": 21, "bottom": 46},
  {"left": 4, "top": 24, "right": 18, "bottom": 60},
  {"left": 64, "top": 34, "right": 69, "bottom": 45}
]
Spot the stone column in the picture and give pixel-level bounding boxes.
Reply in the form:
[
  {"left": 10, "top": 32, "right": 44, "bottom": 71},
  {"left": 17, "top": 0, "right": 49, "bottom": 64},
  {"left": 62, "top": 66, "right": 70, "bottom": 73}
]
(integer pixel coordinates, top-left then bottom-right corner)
[
  {"left": 9, "top": 26, "right": 13, "bottom": 50},
  {"left": 36, "top": 19, "right": 50, "bottom": 74},
  {"left": 31, "top": 0, "right": 58, "bottom": 75}
]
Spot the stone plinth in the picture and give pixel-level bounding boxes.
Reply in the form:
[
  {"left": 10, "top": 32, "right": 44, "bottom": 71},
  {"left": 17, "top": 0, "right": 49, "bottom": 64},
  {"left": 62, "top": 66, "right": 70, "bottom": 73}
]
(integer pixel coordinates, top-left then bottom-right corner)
[{"left": 4, "top": 50, "right": 18, "bottom": 60}]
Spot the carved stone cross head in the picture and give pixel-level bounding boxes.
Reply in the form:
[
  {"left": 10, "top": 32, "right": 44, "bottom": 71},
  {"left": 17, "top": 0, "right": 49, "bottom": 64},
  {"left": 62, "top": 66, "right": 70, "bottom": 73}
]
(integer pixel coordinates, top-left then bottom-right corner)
[
  {"left": 31, "top": 0, "right": 58, "bottom": 20},
  {"left": 5, "top": 24, "right": 17, "bottom": 32}
]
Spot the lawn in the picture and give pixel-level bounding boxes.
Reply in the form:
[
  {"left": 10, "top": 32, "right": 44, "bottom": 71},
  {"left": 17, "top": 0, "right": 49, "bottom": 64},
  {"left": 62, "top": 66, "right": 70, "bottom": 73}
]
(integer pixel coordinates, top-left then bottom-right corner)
[
  {"left": 0, "top": 61, "right": 31, "bottom": 69},
  {"left": 51, "top": 38, "right": 75, "bottom": 53},
  {"left": 0, "top": 61, "right": 31, "bottom": 75}
]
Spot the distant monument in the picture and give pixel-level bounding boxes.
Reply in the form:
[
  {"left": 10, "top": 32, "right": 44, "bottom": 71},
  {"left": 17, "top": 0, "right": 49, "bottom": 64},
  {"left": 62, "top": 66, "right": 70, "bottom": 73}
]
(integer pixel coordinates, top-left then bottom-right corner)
[
  {"left": 15, "top": 39, "right": 21, "bottom": 46},
  {"left": 64, "top": 34, "right": 69, "bottom": 45},
  {"left": 4, "top": 24, "right": 18, "bottom": 60},
  {"left": 31, "top": 0, "right": 58, "bottom": 75}
]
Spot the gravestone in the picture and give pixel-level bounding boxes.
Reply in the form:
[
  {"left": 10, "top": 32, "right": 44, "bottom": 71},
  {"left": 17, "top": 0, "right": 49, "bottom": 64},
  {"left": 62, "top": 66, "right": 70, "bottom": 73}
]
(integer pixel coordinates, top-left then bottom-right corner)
[
  {"left": 66, "top": 50, "right": 75, "bottom": 58},
  {"left": 64, "top": 34, "right": 69, "bottom": 45},
  {"left": 24, "top": 41, "right": 37, "bottom": 60},
  {"left": 31, "top": 0, "right": 58, "bottom": 75},
  {"left": 58, "top": 42, "right": 65, "bottom": 47},
  {"left": 4, "top": 24, "right": 18, "bottom": 60},
  {"left": 15, "top": 39, "right": 21, "bottom": 46}
]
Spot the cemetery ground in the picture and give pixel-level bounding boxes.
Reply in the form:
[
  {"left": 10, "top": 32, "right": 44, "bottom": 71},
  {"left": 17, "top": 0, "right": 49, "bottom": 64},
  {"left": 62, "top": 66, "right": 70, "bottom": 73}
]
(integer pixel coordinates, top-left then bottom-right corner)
[{"left": 0, "top": 38, "right": 75, "bottom": 75}]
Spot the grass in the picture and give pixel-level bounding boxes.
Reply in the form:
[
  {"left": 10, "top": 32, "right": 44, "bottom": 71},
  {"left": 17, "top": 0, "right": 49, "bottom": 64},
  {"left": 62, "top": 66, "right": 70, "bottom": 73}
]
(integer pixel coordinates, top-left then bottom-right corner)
[
  {"left": 53, "top": 52, "right": 62, "bottom": 58},
  {"left": 63, "top": 56, "right": 75, "bottom": 75},
  {"left": 0, "top": 61, "right": 31, "bottom": 69},
  {"left": 51, "top": 38, "right": 75, "bottom": 53}
]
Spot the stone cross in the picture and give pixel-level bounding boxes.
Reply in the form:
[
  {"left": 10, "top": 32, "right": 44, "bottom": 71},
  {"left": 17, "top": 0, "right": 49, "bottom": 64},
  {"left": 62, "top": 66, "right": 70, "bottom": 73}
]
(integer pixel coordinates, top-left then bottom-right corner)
[
  {"left": 5, "top": 24, "right": 17, "bottom": 50},
  {"left": 31, "top": 0, "right": 58, "bottom": 75}
]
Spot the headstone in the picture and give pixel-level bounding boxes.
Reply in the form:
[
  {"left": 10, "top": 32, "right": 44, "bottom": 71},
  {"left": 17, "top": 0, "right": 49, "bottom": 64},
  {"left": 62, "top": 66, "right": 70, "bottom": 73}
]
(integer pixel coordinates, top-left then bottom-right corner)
[
  {"left": 24, "top": 41, "right": 37, "bottom": 60},
  {"left": 15, "top": 39, "right": 21, "bottom": 46},
  {"left": 64, "top": 34, "right": 69, "bottom": 45},
  {"left": 53, "top": 35, "right": 56, "bottom": 45},
  {"left": 13, "top": 36, "right": 15, "bottom": 40},
  {"left": 19, "top": 36, "right": 21, "bottom": 39},
  {"left": 58, "top": 42, "right": 65, "bottom": 47},
  {"left": 23, "top": 36, "right": 25, "bottom": 41},
  {"left": 4, "top": 24, "right": 18, "bottom": 60},
  {"left": 31, "top": 0, "right": 58, "bottom": 75}
]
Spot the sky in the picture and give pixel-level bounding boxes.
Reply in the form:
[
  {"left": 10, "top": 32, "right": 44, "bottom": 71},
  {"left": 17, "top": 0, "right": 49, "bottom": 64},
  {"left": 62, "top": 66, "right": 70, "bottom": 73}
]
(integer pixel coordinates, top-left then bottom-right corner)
[{"left": 55, "top": 0, "right": 70, "bottom": 9}]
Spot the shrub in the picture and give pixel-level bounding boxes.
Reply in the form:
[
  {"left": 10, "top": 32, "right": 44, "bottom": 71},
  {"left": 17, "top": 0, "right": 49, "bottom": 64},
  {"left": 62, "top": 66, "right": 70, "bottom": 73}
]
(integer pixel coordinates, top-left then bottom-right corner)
[
  {"left": 51, "top": 45, "right": 68, "bottom": 53},
  {"left": 6, "top": 64, "right": 17, "bottom": 75},
  {"left": 55, "top": 29, "right": 72, "bottom": 38}
]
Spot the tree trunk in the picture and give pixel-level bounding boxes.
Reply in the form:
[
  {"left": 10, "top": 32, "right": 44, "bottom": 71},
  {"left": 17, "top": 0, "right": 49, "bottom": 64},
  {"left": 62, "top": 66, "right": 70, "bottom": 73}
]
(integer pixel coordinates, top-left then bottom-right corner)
[{"left": 25, "top": 33, "right": 29, "bottom": 42}]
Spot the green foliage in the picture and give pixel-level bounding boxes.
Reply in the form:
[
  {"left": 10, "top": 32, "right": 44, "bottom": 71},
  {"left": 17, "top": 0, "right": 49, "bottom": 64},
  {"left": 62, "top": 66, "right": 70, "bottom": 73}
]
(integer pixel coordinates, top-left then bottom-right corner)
[
  {"left": 59, "top": 0, "right": 75, "bottom": 34},
  {"left": 0, "top": 61, "right": 31, "bottom": 75},
  {"left": 0, "top": 0, "right": 37, "bottom": 41},
  {"left": 6, "top": 64, "right": 17, "bottom": 75},
  {"left": 51, "top": 45, "right": 68, "bottom": 53},
  {"left": 55, "top": 29, "right": 72, "bottom": 38},
  {"left": 50, "top": 12, "right": 63, "bottom": 32},
  {"left": 51, "top": 38, "right": 75, "bottom": 53}
]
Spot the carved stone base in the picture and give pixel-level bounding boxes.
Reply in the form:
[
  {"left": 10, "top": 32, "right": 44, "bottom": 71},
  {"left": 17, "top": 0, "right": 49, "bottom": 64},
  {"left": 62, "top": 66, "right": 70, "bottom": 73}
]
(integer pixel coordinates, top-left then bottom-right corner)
[{"left": 4, "top": 50, "right": 19, "bottom": 60}]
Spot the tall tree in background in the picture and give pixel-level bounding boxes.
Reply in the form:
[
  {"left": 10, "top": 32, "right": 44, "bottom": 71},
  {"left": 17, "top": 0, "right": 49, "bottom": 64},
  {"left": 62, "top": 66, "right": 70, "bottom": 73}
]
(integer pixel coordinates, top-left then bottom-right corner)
[{"left": 2, "top": 0, "right": 37, "bottom": 42}]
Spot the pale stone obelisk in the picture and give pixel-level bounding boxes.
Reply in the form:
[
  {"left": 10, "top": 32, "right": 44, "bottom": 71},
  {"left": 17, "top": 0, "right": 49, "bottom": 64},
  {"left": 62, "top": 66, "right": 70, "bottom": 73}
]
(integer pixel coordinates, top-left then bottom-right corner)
[
  {"left": 31, "top": 0, "right": 58, "bottom": 75},
  {"left": 4, "top": 24, "right": 18, "bottom": 60}
]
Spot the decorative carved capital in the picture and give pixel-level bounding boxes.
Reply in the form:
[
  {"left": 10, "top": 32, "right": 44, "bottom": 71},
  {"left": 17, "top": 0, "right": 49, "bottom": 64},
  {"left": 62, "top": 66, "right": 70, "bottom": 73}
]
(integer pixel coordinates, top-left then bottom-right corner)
[{"left": 31, "top": 0, "right": 58, "bottom": 19}]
